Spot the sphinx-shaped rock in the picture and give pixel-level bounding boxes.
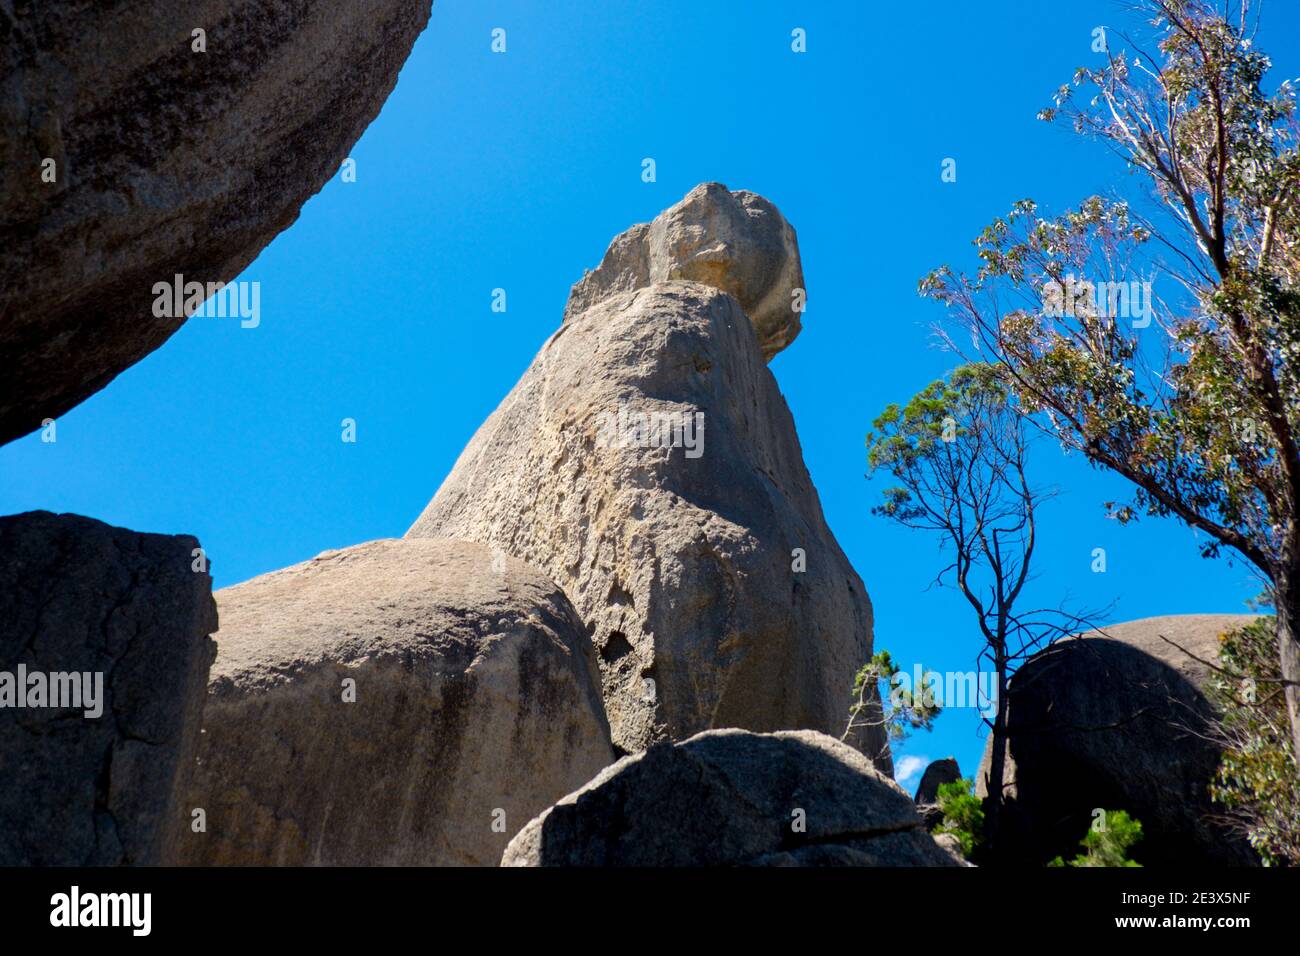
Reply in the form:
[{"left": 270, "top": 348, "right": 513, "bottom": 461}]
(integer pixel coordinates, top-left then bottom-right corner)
[
  {"left": 180, "top": 538, "right": 613, "bottom": 866},
  {"left": 502, "top": 730, "right": 957, "bottom": 866},
  {"left": 0, "top": 511, "right": 217, "bottom": 865},
  {"left": 408, "top": 185, "right": 887, "bottom": 768},
  {"left": 563, "top": 182, "right": 804, "bottom": 361},
  {"left": 976, "top": 614, "right": 1260, "bottom": 866},
  {"left": 0, "top": 0, "right": 433, "bottom": 446}
]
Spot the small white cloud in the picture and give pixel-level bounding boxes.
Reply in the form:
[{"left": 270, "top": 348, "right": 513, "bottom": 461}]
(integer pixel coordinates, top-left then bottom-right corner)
[{"left": 895, "top": 755, "right": 928, "bottom": 789}]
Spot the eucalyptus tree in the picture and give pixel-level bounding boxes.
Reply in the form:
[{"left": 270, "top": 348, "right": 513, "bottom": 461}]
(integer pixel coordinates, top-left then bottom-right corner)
[{"left": 921, "top": 0, "right": 1300, "bottom": 770}]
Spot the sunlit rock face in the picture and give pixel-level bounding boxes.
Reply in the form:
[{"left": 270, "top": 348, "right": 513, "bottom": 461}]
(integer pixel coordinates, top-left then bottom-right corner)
[
  {"left": 409, "top": 185, "right": 887, "bottom": 770},
  {"left": 563, "top": 182, "right": 806, "bottom": 361},
  {"left": 180, "top": 538, "right": 613, "bottom": 866}
]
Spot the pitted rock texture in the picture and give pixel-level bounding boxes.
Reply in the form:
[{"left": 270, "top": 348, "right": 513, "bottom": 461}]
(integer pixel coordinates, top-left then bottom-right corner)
[
  {"left": 563, "top": 183, "right": 805, "bottom": 361},
  {"left": 502, "top": 730, "right": 958, "bottom": 867},
  {"left": 407, "top": 267, "right": 886, "bottom": 767},
  {"left": 0, "top": 0, "right": 433, "bottom": 446},
  {"left": 976, "top": 614, "right": 1260, "bottom": 866},
  {"left": 0, "top": 511, "right": 217, "bottom": 865},
  {"left": 180, "top": 537, "right": 614, "bottom": 866}
]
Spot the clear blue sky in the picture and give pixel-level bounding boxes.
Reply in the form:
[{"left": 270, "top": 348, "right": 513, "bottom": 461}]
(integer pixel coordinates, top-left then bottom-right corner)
[{"left": 4, "top": 0, "right": 1298, "bottom": 786}]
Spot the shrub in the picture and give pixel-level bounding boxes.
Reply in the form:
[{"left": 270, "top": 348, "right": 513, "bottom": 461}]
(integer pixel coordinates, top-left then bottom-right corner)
[
  {"left": 935, "top": 778, "right": 984, "bottom": 859},
  {"left": 1048, "top": 810, "right": 1143, "bottom": 867}
]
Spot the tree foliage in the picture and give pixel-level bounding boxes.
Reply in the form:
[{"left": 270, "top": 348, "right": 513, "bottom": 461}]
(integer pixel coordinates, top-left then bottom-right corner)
[
  {"left": 935, "top": 778, "right": 985, "bottom": 860},
  {"left": 1049, "top": 810, "right": 1145, "bottom": 867},
  {"left": 866, "top": 363, "right": 1099, "bottom": 849},
  {"left": 1207, "top": 615, "right": 1300, "bottom": 864},
  {"left": 866, "top": 364, "right": 1087, "bottom": 679},
  {"left": 843, "top": 649, "right": 942, "bottom": 746},
  {"left": 920, "top": 0, "right": 1300, "bottom": 769}
]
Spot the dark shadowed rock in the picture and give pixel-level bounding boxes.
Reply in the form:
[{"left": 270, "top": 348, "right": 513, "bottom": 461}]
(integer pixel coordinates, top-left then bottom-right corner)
[
  {"left": 502, "top": 729, "right": 958, "bottom": 867},
  {"left": 914, "top": 756, "right": 961, "bottom": 831},
  {"left": 976, "top": 614, "right": 1260, "bottom": 866},
  {"left": 180, "top": 538, "right": 614, "bottom": 866},
  {"left": 0, "top": 511, "right": 217, "bottom": 865},
  {"left": 915, "top": 756, "right": 962, "bottom": 805},
  {"left": 408, "top": 186, "right": 886, "bottom": 768},
  {"left": 0, "top": 0, "right": 432, "bottom": 446}
]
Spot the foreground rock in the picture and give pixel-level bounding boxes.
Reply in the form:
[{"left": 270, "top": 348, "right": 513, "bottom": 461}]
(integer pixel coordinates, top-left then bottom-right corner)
[
  {"left": 181, "top": 538, "right": 613, "bottom": 866},
  {"left": 409, "top": 184, "right": 886, "bottom": 767},
  {"left": 503, "top": 729, "right": 958, "bottom": 866},
  {"left": 0, "top": 0, "right": 432, "bottom": 446},
  {"left": 0, "top": 511, "right": 217, "bottom": 865},
  {"left": 977, "top": 614, "right": 1259, "bottom": 866}
]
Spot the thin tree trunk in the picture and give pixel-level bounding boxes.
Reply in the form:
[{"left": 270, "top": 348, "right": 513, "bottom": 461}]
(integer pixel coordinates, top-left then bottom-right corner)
[
  {"left": 1273, "top": 570, "right": 1300, "bottom": 772},
  {"left": 986, "top": 649, "right": 1010, "bottom": 857}
]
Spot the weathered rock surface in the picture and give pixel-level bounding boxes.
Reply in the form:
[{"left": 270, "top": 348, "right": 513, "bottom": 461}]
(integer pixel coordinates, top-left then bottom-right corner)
[
  {"left": 0, "top": 511, "right": 217, "bottom": 865},
  {"left": 914, "top": 756, "right": 961, "bottom": 831},
  {"left": 180, "top": 537, "right": 614, "bottom": 866},
  {"left": 976, "top": 614, "right": 1260, "bottom": 866},
  {"left": 502, "top": 729, "right": 958, "bottom": 866},
  {"left": 0, "top": 0, "right": 433, "bottom": 446},
  {"left": 563, "top": 183, "right": 805, "bottom": 361},
  {"left": 408, "top": 186, "right": 885, "bottom": 766}
]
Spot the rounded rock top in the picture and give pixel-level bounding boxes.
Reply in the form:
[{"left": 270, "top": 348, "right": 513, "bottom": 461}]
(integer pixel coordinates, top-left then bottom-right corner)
[{"left": 564, "top": 183, "right": 805, "bottom": 361}]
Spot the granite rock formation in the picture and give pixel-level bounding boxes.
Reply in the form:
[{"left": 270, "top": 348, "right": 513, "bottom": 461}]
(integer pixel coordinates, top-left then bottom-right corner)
[
  {"left": 503, "top": 729, "right": 958, "bottom": 866},
  {"left": 180, "top": 537, "right": 613, "bottom": 866},
  {"left": 975, "top": 614, "right": 1260, "bottom": 866},
  {"left": 408, "top": 184, "right": 886, "bottom": 767},
  {"left": 0, "top": 0, "right": 433, "bottom": 445},
  {"left": 0, "top": 511, "right": 217, "bottom": 865}
]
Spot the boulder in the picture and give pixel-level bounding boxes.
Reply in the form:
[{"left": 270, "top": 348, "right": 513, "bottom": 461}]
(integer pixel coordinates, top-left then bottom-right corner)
[
  {"left": 0, "top": 511, "right": 217, "bottom": 865},
  {"left": 915, "top": 756, "right": 962, "bottom": 805},
  {"left": 0, "top": 0, "right": 432, "bottom": 446},
  {"left": 563, "top": 183, "right": 804, "bottom": 361},
  {"left": 914, "top": 756, "right": 961, "bottom": 831},
  {"left": 180, "top": 538, "right": 614, "bottom": 866},
  {"left": 502, "top": 729, "right": 959, "bottom": 866},
  {"left": 407, "top": 185, "right": 886, "bottom": 767},
  {"left": 976, "top": 614, "right": 1260, "bottom": 866}
]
